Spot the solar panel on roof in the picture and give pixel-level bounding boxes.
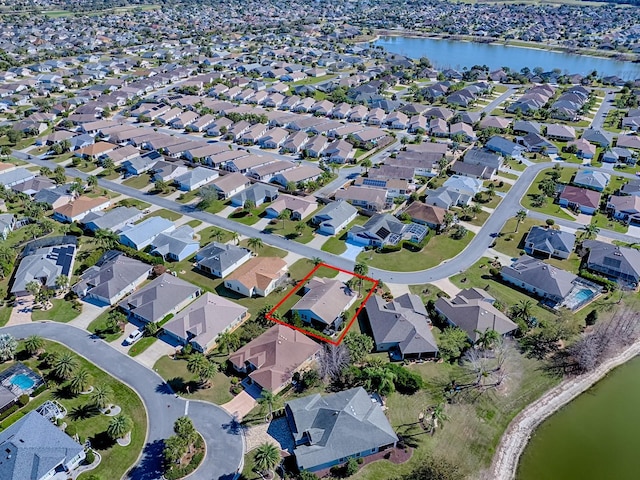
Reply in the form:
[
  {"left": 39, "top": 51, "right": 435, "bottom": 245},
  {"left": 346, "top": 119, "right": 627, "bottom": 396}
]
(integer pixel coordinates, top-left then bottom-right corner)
[{"left": 376, "top": 227, "right": 390, "bottom": 239}]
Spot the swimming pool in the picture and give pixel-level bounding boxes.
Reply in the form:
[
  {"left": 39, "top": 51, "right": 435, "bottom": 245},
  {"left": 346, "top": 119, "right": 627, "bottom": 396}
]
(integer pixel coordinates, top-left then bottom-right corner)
[{"left": 10, "top": 374, "right": 35, "bottom": 390}]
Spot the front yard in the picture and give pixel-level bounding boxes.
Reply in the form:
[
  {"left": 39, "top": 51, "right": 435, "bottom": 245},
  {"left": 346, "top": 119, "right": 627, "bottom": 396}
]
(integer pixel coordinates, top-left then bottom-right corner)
[{"left": 31, "top": 299, "right": 81, "bottom": 322}]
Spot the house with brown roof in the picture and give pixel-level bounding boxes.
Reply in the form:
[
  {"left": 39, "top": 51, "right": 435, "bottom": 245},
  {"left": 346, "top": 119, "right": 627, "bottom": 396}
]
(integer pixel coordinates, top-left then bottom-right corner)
[
  {"left": 272, "top": 165, "right": 323, "bottom": 188},
  {"left": 228, "top": 324, "right": 321, "bottom": 393},
  {"left": 53, "top": 196, "right": 110, "bottom": 223},
  {"left": 210, "top": 172, "right": 251, "bottom": 199},
  {"left": 403, "top": 202, "right": 447, "bottom": 231},
  {"left": 265, "top": 194, "right": 318, "bottom": 221},
  {"left": 558, "top": 185, "right": 601, "bottom": 215},
  {"left": 292, "top": 277, "right": 357, "bottom": 332},
  {"left": 223, "top": 257, "right": 288, "bottom": 297},
  {"left": 75, "top": 141, "right": 116, "bottom": 159}
]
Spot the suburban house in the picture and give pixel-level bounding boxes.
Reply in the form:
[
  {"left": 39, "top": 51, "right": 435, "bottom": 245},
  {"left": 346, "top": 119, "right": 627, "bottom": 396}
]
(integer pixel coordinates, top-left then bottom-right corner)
[
  {"left": 606, "top": 195, "right": 640, "bottom": 225},
  {"left": 573, "top": 170, "right": 610, "bottom": 192},
  {"left": 558, "top": 185, "right": 601, "bottom": 215},
  {"left": 163, "top": 292, "right": 249, "bottom": 353},
  {"left": 0, "top": 213, "right": 15, "bottom": 240},
  {"left": 568, "top": 138, "right": 597, "bottom": 159},
  {"left": 174, "top": 166, "right": 219, "bottom": 191},
  {"left": 463, "top": 148, "right": 503, "bottom": 177},
  {"left": 223, "top": 256, "right": 288, "bottom": 297},
  {"left": 523, "top": 226, "right": 576, "bottom": 259},
  {"left": 0, "top": 410, "right": 85, "bottom": 480},
  {"left": 230, "top": 183, "right": 279, "bottom": 208},
  {"left": 0, "top": 167, "right": 35, "bottom": 189},
  {"left": 11, "top": 240, "right": 77, "bottom": 296},
  {"left": 426, "top": 175, "right": 482, "bottom": 209},
  {"left": 150, "top": 225, "right": 199, "bottom": 261},
  {"left": 365, "top": 293, "right": 438, "bottom": 360},
  {"left": 402, "top": 202, "right": 447, "bottom": 231},
  {"left": 582, "top": 240, "right": 640, "bottom": 285},
  {"left": 229, "top": 324, "right": 321, "bottom": 393},
  {"left": 272, "top": 165, "right": 323, "bottom": 188},
  {"left": 210, "top": 172, "right": 251, "bottom": 199},
  {"left": 501, "top": 256, "right": 581, "bottom": 306},
  {"left": 434, "top": 288, "right": 518, "bottom": 342},
  {"left": 334, "top": 186, "right": 390, "bottom": 213},
  {"left": 485, "top": 136, "right": 524, "bottom": 159},
  {"left": 520, "top": 133, "right": 557, "bottom": 155},
  {"left": 119, "top": 216, "right": 175, "bottom": 250},
  {"left": 72, "top": 251, "right": 151, "bottom": 305},
  {"left": 53, "top": 196, "right": 111, "bottom": 223},
  {"left": 311, "top": 200, "right": 358, "bottom": 235},
  {"left": 195, "top": 242, "right": 252, "bottom": 278},
  {"left": 82, "top": 206, "right": 143, "bottom": 233},
  {"left": 602, "top": 147, "right": 635, "bottom": 164},
  {"left": 118, "top": 272, "right": 201, "bottom": 324},
  {"left": 347, "top": 213, "right": 427, "bottom": 247},
  {"left": 292, "top": 277, "right": 357, "bottom": 332},
  {"left": 151, "top": 161, "right": 189, "bottom": 182},
  {"left": 546, "top": 124, "right": 576, "bottom": 141},
  {"left": 285, "top": 387, "right": 398, "bottom": 472},
  {"left": 265, "top": 194, "right": 318, "bottom": 221},
  {"left": 34, "top": 185, "right": 74, "bottom": 210}
]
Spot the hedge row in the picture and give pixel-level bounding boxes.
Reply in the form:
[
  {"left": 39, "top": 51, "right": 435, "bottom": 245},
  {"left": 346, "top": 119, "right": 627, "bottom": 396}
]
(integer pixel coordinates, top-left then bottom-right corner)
[
  {"left": 578, "top": 270, "right": 618, "bottom": 291},
  {"left": 114, "top": 244, "right": 164, "bottom": 265}
]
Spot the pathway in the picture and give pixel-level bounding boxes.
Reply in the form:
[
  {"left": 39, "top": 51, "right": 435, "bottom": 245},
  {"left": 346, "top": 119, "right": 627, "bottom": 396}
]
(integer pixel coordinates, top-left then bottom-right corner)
[
  {"left": 0, "top": 322, "right": 244, "bottom": 480},
  {"left": 7, "top": 296, "right": 34, "bottom": 326}
]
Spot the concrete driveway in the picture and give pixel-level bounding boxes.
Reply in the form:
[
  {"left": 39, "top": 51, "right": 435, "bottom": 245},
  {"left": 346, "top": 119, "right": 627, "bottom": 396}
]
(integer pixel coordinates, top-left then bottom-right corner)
[
  {"left": 340, "top": 240, "right": 364, "bottom": 261},
  {"left": 221, "top": 390, "right": 257, "bottom": 421},
  {"left": 0, "top": 322, "right": 244, "bottom": 480}
]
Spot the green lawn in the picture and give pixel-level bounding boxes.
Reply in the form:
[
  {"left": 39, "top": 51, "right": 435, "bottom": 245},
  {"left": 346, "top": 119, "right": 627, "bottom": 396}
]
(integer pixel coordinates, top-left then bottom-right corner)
[
  {"left": 116, "top": 198, "right": 151, "bottom": 210},
  {"left": 492, "top": 217, "right": 544, "bottom": 258},
  {"left": 203, "top": 199, "right": 228, "bottom": 214},
  {"left": 591, "top": 212, "right": 628, "bottom": 234},
  {"left": 31, "top": 299, "right": 81, "bottom": 322},
  {"left": 262, "top": 216, "right": 316, "bottom": 244},
  {"left": 128, "top": 337, "right": 157, "bottom": 357},
  {"left": 321, "top": 236, "right": 347, "bottom": 254},
  {"left": 237, "top": 240, "right": 287, "bottom": 259},
  {"left": 522, "top": 168, "right": 577, "bottom": 221},
  {"left": 87, "top": 309, "right": 125, "bottom": 342},
  {"left": 228, "top": 204, "right": 269, "bottom": 226},
  {"left": 0, "top": 340, "right": 146, "bottom": 480},
  {"left": 0, "top": 306, "right": 11, "bottom": 327},
  {"left": 186, "top": 219, "right": 203, "bottom": 228},
  {"left": 198, "top": 226, "right": 234, "bottom": 246},
  {"left": 357, "top": 230, "right": 475, "bottom": 272},
  {"left": 154, "top": 356, "right": 233, "bottom": 405},
  {"left": 122, "top": 173, "right": 151, "bottom": 189},
  {"left": 144, "top": 209, "right": 182, "bottom": 222},
  {"left": 287, "top": 259, "right": 339, "bottom": 282},
  {"left": 290, "top": 74, "right": 337, "bottom": 87},
  {"left": 176, "top": 189, "right": 201, "bottom": 204}
]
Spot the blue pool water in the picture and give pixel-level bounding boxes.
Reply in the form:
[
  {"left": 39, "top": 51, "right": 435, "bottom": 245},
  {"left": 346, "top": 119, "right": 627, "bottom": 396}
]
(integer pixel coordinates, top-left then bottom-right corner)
[
  {"left": 574, "top": 289, "right": 594, "bottom": 303},
  {"left": 10, "top": 374, "right": 35, "bottom": 390}
]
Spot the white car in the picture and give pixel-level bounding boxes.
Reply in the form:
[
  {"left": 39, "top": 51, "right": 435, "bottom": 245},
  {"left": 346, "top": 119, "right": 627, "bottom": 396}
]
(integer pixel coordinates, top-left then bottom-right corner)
[{"left": 125, "top": 329, "right": 143, "bottom": 345}]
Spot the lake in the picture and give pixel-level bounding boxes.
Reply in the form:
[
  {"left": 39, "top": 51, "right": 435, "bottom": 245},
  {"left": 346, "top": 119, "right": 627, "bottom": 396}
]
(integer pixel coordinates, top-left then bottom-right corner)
[
  {"left": 374, "top": 36, "right": 640, "bottom": 80},
  {"left": 517, "top": 356, "right": 640, "bottom": 480}
]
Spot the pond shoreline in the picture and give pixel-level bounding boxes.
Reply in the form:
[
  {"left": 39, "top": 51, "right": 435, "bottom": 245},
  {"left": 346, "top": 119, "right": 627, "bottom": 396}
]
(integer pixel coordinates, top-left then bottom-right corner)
[{"left": 487, "top": 338, "right": 640, "bottom": 480}]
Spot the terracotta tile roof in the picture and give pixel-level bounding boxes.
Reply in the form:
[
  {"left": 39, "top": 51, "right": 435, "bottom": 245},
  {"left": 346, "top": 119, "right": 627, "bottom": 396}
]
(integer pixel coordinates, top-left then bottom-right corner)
[
  {"left": 54, "top": 195, "right": 110, "bottom": 218},
  {"left": 225, "top": 256, "right": 287, "bottom": 291}
]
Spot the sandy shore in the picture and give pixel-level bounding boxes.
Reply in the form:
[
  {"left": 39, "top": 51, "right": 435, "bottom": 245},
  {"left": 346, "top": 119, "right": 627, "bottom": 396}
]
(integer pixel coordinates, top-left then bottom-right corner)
[{"left": 488, "top": 339, "right": 640, "bottom": 480}]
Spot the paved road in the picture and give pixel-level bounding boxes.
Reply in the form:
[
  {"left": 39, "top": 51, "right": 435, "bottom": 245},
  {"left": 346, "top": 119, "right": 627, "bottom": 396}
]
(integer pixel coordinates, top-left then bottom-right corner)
[
  {"left": 17, "top": 150, "right": 634, "bottom": 284},
  {"left": 481, "top": 86, "right": 519, "bottom": 114},
  {"left": 0, "top": 322, "right": 244, "bottom": 480},
  {"left": 590, "top": 89, "right": 616, "bottom": 133}
]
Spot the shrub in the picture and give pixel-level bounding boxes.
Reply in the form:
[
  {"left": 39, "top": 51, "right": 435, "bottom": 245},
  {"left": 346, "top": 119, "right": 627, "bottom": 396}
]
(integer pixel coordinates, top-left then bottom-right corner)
[
  {"left": 17, "top": 394, "right": 29, "bottom": 407},
  {"left": 65, "top": 424, "right": 77, "bottom": 437},
  {"left": 586, "top": 309, "right": 598, "bottom": 326},
  {"left": 0, "top": 405, "right": 19, "bottom": 421},
  {"left": 546, "top": 218, "right": 555, "bottom": 226},
  {"left": 345, "top": 457, "right": 359, "bottom": 476},
  {"left": 85, "top": 450, "right": 96, "bottom": 464},
  {"left": 385, "top": 363, "right": 423, "bottom": 394},
  {"left": 489, "top": 267, "right": 500, "bottom": 277}
]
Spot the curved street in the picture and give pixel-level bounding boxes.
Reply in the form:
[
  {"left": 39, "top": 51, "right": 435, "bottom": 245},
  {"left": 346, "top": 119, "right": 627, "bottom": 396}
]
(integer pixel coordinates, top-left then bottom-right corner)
[
  {"left": 0, "top": 322, "right": 244, "bottom": 480},
  {"left": 14, "top": 152, "right": 638, "bottom": 284}
]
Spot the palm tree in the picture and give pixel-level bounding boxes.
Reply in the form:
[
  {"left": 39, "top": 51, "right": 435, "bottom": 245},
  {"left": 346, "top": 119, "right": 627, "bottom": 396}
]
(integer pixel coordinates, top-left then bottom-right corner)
[
  {"left": 154, "top": 179, "right": 169, "bottom": 193},
  {"left": 24, "top": 335, "right": 44, "bottom": 357},
  {"left": 187, "top": 353, "right": 208, "bottom": 378},
  {"left": 474, "top": 328, "right": 500, "bottom": 350},
  {"left": 361, "top": 158, "right": 372, "bottom": 173},
  {"left": 442, "top": 211, "right": 454, "bottom": 231},
  {"left": 217, "top": 331, "right": 239, "bottom": 354},
  {"left": 230, "top": 232, "right": 239, "bottom": 245},
  {"left": 197, "top": 360, "right": 218, "bottom": 387},
  {"left": 353, "top": 262, "right": 369, "bottom": 296},
  {"left": 253, "top": 442, "right": 280, "bottom": 475},
  {"left": 69, "top": 368, "right": 92, "bottom": 395},
  {"left": 52, "top": 352, "right": 78, "bottom": 380},
  {"left": 257, "top": 389, "right": 276, "bottom": 419},
  {"left": 210, "top": 228, "right": 224, "bottom": 243},
  {"left": 309, "top": 257, "right": 323, "bottom": 267},
  {"left": 512, "top": 300, "right": 533, "bottom": 324},
  {"left": 107, "top": 414, "right": 133, "bottom": 440},
  {"left": 426, "top": 403, "right": 449, "bottom": 434},
  {"left": 277, "top": 209, "right": 291, "bottom": 229},
  {"left": 580, "top": 223, "right": 600, "bottom": 240},
  {"left": 295, "top": 221, "right": 306, "bottom": 236},
  {"left": 95, "top": 229, "right": 119, "bottom": 249},
  {"left": 248, "top": 237, "right": 263, "bottom": 253},
  {"left": 515, "top": 209, "right": 527, "bottom": 233},
  {"left": 55, "top": 274, "right": 69, "bottom": 292},
  {"left": 0, "top": 334, "right": 17, "bottom": 362},
  {"left": 87, "top": 175, "right": 98, "bottom": 190},
  {"left": 91, "top": 385, "right": 113, "bottom": 410}
]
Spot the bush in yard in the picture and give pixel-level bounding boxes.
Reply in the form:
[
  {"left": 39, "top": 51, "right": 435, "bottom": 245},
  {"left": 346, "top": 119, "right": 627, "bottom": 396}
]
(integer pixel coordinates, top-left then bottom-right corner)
[
  {"left": 85, "top": 450, "right": 95, "bottom": 464},
  {"left": 65, "top": 424, "right": 77, "bottom": 438},
  {"left": 17, "top": 394, "right": 29, "bottom": 406},
  {"left": 586, "top": 309, "right": 598, "bottom": 326},
  {"left": 546, "top": 218, "right": 555, "bottom": 226},
  {"left": 345, "top": 457, "right": 359, "bottom": 476},
  {"left": 384, "top": 363, "right": 423, "bottom": 394}
]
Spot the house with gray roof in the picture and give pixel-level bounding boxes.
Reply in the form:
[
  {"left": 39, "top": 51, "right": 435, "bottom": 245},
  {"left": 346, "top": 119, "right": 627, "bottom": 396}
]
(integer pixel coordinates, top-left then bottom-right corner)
[
  {"left": 118, "top": 272, "right": 201, "bottom": 324},
  {"left": 150, "top": 225, "right": 199, "bottom": 262},
  {"left": 119, "top": 216, "right": 175, "bottom": 251},
  {"left": 122, "top": 150, "right": 163, "bottom": 176},
  {"left": 195, "top": 242, "right": 252, "bottom": 278},
  {"left": 0, "top": 410, "right": 85, "bottom": 480},
  {"left": 583, "top": 239, "right": 640, "bottom": 286},
  {"left": 434, "top": 288, "right": 517, "bottom": 342},
  {"left": 174, "top": 166, "right": 219, "bottom": 191},
  {"left": 311, "top": 200, "right": 358, "bottom": 235},
  {"left": 573, "top": 170, "right": 610, "bottom": 192},
  {"left": 230, "top": 183, "right": 279, "bottom": 208},
  {"left": 463, "top": 148, "right": 502, "bottom": 177},
  {"left": 485, "top": 136, "right": 524, "bottom": 159},
  {"left": 73, "top": 251, "right": 151, "bottom": 305},
  {"left": 11, "top": 242, "right": 77, "bottom": 296},
  {"left": 292, "top": 277, "right": 357, "bottom": 332},
  {"left": 285, "top": 387, "right": 398, "bottom": 472},
  {"left": 347, "top": 213, "right": 427, "bottom": 247},
  {"left": 0, "top": 167, "right": 35, "bottom": 188},
  {"left": 33, "top": 185, "right": 74, "bottom": 209},
  {"left": 524, "top": 226, "right": 576, "bottom": 259},
  {"left": 366, "top": 293, "right": 438, "bottom": 360},
  {"left": 581, "top": 128, "right": 611, "bottom": 148},
  {"left": 163, "top": 292, "right": 248, "bottom": 353},
  {"left": 501, "top": 256, "right": 579, "bottom": 305},
  {"left": 82, "top": 206, "right": 143, "bottom": 233},
  {"left": 0, "top": 213, "right": 15, "bottom": 240}
]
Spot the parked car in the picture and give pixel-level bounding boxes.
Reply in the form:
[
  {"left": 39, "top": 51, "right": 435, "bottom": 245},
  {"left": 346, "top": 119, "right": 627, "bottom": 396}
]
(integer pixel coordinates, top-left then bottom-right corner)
[{"left": 125, "top": 329, "right": 143, "bottom": 345}]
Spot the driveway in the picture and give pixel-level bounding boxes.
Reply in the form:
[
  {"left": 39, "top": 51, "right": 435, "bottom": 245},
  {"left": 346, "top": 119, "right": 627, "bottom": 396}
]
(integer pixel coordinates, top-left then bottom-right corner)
[
  {"left": 340, "top": 240, "right": 364, "bottom": 261},
  {"left": 220, "top": 390, "right": 257, "bottom": 421},
  {"left": 0, "top": 322, "right": 244, "bottom": 480}
]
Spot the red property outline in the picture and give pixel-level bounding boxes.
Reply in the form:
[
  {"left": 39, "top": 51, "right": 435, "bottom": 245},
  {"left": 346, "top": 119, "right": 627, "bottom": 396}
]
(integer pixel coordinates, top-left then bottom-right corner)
[{"left": 266, "top": 263, "right": 378, "bottom": 345}]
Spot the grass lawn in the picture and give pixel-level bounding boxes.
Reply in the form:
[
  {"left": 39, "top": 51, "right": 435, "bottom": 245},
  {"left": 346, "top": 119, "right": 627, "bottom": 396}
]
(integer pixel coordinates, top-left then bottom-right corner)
[
  {"left": 203, "top": 199, "right": 228, "bottom": 214},
  {"left": 122, "top": 173, "right": 151, "bottom": 189},
  {"left": 116, "top": 198, "right": 151, "bottom": 210},
  {"left": 287, "top": 259, "right": 339, "bottom": 282},
  {"left": 321, "top": 235, "right": 347, "bottom": 254},
  {"left": 462, "top": 209, "right": 490, "bottom": 228},
  {"left": 0, "top": 340, "right": 146, "bottom": 480},
  {"left": 492, "top": 217, "right": 544, "bottom": 258},
  {"left": 31, "top": 299, "right": 81, "bottom": 322},
  {"left": 186, "top": 219, "right": 202, "bottom": 228},
  {"left": 128, "top": 337, "right": 157, "bottom": 357},
  {"left": 522, "top": 168, "right": 576, "bottom": 221},
  {"left": 0, "top": 306, "right": 11, "bottom": 327},
  {"left": 87, "top": 309, "right": 124, "bottom": 342},
  {"left": 237, "top": 239, "right": 287, "bottom": 259},
  {"left": 486, "top": 179, "right": 511, "bottom": 193},
  {"left": 591, "top": 212, "right": 628, "bottom": 234},
  {"left": 262, "top": 217, "right": 315, "bottom": 244},
  {"left": 198, "top": 226, "right": 234, "bottom": 246},
  {"left": 290, "top": 74, "right": 336, "bottom": 87},
  {"left": 144, "top": 209, "right": 182, "bottom": 222},
  {"left": 603, "top": 175, "right": 628, "bottom": 196},
  {"left": 228, "top": 204, "right": 268, "bottom": 226},
  {"left": 176, "top": 189, "right": 201, "bottom": 204},
  {"left": 357, "top": 230, "right": 475, "bottom": 272},
  {"left": 408, "top": 284, "right": 446, "bottom": 304},
  {"left": 154, "top": 356, "right": 233, "bottom": 405},
  {"left": 497, "top": 171, "right": 519, "bottom": 181}
]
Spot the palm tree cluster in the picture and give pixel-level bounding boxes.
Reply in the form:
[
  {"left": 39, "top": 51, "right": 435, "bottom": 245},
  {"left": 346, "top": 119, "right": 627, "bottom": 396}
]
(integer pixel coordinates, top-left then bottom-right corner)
[
  {"left": 163, "top": 416, "right": 200, "bottom": 466},
  {"left": 107, "top": 413, "right": 133, "bottom": 440},
  {"left": 186, "top": 353, "right": 218, "bottom": 388},
  {"left": 253, "top": 442, "right": 281, "bottom": 476}
]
